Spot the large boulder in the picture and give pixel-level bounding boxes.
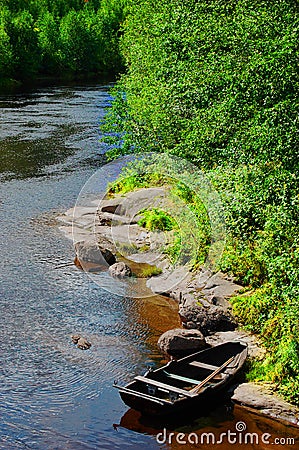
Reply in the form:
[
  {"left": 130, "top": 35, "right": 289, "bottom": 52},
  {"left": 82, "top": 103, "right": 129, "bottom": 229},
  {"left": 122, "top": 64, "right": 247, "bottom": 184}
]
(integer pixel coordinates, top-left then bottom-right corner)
[
  {"left": 158, "top": 328, "right": 206, "bottom": 357},
  {"left": 75, "top": 240, "right": 116, "bottom": 268},
  {"left": 179, "top": 304, "right": 237, "bottom": 336},
  {"left": 109, "top": 261, "right": 132, "bottom": 278}
]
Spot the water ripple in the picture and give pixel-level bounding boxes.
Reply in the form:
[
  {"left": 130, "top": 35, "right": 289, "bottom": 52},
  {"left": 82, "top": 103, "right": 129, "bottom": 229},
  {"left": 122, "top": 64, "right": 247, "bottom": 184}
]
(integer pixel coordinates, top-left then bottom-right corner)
[{"left": 0, "top": 84, "right": 166, "bottom": 450}]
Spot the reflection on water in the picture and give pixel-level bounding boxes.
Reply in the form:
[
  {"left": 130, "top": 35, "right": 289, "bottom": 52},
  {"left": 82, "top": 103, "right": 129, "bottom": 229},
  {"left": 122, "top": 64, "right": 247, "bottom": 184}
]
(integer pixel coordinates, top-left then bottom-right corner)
[
  {"left": 120, "top": 405, "right": 299, "bottom": 450},
  {"left": 0, "top": 84, "right": 298, "bottom": 450}
]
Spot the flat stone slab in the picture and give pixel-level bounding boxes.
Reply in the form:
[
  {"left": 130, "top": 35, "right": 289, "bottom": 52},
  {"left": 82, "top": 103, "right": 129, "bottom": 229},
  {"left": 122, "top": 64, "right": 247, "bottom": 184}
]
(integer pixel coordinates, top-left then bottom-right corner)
[
  {"left": 96, "top": 223, "right": 150, "bottom": 245},
  {"left": 128, "top": 251, "right": 170, "bottom": 270},
  {"left": 147, "top": 266, "right": 192, "bottom": 295},
  {"left": 58, "top": 225, "right": 94, "bottom": 243},
  {"left": 91, "top": 196, "right": 122, "bottom": 210},
  {"left": 115, "top": 187, "right": 167, "bottom": 217},
  {"left": 201, "top": 271, "right": 243, "bottom": 298},
  {"left": 232, "top": 382, "right": 299, "bottom": 427}
]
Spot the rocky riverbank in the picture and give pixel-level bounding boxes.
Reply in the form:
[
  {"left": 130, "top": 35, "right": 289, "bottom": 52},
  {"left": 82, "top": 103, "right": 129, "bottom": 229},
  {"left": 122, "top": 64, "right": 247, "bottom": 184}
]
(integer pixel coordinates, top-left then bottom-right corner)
[{"left": 58, "top": 188, "right": 299, "bottom": 427}]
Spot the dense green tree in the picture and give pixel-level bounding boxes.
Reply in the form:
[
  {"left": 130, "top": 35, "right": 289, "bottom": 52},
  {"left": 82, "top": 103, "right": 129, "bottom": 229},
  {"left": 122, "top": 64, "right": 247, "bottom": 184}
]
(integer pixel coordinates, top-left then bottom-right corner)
[
  {"left": 0, "top": 7, "right": 13, "bottom": 79},
  {"left": 7, "top": 9, "right": 40, "bottom": 79},
  {"left": 59, "top": 9, "right": 95, "bottom": 73},
  {"left": 36, "top": 11, "right": 60, "bottom": 73},
  {"left": 0, "top": 27, "right": 13, "bottom": 79},
  {"left": 0, "top": 0, "right": 127, "bottom": 83},
  {"left": 104, "top": 0, "right": 299, "bottom": 404},
  {"left": 107, "top": 0, "right": 298, "bottom": 169}
]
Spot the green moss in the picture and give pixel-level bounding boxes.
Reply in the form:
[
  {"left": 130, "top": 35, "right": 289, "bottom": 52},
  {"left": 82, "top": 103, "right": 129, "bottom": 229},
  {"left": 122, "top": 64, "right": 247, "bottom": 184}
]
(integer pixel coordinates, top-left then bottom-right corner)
[
  {"left": 108, "top": 172, "right": 169, "bottom": 195},
  {"left": 137, "top": 266, "right": 163, "bottom": 278},
  {"left": 137, "top": 208, "right": 177, "bottom": 232},
  {"left": 116, "top": 242, "right": 139, "bottom": 256}
]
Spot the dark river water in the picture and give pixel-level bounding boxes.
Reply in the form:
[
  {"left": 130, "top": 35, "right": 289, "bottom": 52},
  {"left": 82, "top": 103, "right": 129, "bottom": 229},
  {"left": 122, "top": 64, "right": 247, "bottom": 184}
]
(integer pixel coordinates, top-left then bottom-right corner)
[{"left": 0, "top": 83, "right": 297, "bottom": 450}]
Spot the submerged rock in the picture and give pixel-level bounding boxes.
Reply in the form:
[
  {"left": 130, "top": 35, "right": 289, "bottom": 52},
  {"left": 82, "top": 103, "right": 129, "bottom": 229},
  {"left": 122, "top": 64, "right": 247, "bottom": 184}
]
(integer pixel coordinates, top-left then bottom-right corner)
[
  {"left": 158, "top": 328, "right": 206, "bottom": 357},
  {"left": 75, "top": 240, "right": 116, "bottom": 267},
  {"left": 179, "top": 304, "right": 237, "bottom": 336},
  {"left": 71, "top": 335, "right": 91, "bottom": 350},
  {"left": 77, "top": 337, "right": 91, "bottom": 350},
  {"left": 109, "top": 261, "right": 132, "bottom": 278},
  {"left": 71, "top": 335, "right": 81, "bottom": 344}
]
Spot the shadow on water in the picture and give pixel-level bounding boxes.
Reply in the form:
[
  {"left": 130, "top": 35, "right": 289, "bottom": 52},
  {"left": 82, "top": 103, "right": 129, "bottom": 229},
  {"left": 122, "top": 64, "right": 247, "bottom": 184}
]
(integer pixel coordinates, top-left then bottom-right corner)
[
  {"left": 0, "top": 133, "right": 107, "bottom": 180},
  {"left": 0, "top": 83, "right": 111, "bottom": 181}
]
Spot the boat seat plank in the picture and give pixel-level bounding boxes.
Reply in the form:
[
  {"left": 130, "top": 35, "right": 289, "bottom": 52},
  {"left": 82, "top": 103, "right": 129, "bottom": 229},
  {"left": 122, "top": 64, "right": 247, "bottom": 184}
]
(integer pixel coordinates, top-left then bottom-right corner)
[
  {"left": 114, "top": 384, "right": 172, "bottom": 405},
  {"left": 163, "top": 371, "right": 202, "bottom": 385},
  {"left": 189, "top": 361, "right": 220, "bottom": 371},
  {"left": 134, "top": 376, "right": 195, "bottom": 397}
]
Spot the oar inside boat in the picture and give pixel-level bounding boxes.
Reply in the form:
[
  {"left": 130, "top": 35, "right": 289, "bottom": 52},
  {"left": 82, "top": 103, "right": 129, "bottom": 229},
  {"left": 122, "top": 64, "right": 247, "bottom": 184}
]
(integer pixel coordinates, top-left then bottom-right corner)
[{"left": 190, "top": 356, "right": 234, "bottom": 394}]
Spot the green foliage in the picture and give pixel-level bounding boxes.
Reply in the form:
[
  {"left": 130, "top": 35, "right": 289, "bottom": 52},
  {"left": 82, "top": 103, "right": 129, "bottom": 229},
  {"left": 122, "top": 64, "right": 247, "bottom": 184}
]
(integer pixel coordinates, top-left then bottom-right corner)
[
  {"left": 109, "top": 167, "right": 211, "bottom": 267},
  {"left": 209, "top": 164, "right": 299, "bottom": 285},
  {"left": 108, "top": 171, "right": 169, "bottom": 194},
  {"left": 59, "top": 10, "right": 94, "bottom": 73},
  {"left": 137, "top": 265, "right": 163, "bottom": 278},
  {"left": 8, "top": 9, "right": 40, "bottom": 79},
  {"left": 104, "top": 0, "right": 299, "bottom": 404},
  {"left": 36, "top": 11, "right": 60, "bottom": 73},
  {"left": 138, "top": 208, "right": 177, "bottom": 231},
  {"left": 116, "top": 242, "right": 139, "bottom": 255},
  {"left": 163, "top": 231, "right": 181, "bottom": 265},
  {"left": 171, "top": 182, "right": 211, "bottom": 268},
  {"left": 232, "top": 286, "right": 299, "bottom": 403},
  {"left": 105, "top": 0, "right": 298, "bottom": 169},
  {"left": 0, "top": 26, "right": 14, "bottom": 79},
  {"left": 0, "top": 0, "right": 127, "bottom": 83},
  {"left": 213, "top": 163, "right": 299, "bottom": 401}
]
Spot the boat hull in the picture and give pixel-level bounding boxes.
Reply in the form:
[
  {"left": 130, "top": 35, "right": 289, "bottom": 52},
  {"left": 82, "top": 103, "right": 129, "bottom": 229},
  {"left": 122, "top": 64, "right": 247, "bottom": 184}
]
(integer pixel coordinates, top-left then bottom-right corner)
[{"left": 116, "top": 341, "right": 248, "bottom": 416}]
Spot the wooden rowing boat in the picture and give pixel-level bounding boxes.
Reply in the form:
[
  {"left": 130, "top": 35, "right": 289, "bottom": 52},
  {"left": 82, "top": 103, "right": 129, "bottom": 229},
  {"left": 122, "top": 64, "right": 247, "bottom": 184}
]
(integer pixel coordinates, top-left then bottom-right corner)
[{"left": 114, "top": 341, "right": 248, "bottom": 416}]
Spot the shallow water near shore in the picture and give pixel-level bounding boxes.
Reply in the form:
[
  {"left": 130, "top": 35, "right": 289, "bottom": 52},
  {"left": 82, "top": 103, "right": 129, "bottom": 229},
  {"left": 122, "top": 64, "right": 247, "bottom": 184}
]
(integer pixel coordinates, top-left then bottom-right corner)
[{"left": 0, "top": 83, "right": 297, "bottom": 449}]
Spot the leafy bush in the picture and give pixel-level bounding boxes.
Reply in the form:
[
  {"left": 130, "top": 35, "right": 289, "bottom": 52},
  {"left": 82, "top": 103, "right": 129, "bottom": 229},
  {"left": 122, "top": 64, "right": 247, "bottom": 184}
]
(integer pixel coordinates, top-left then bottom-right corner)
[
  {"left": 36, "top": 11, "right": 60, "bottom": 73},
  {"left": 138, "top": 208, "right": 176, "bottom": 232},
  {"left": 8, "top": 9, "right": 40, "bottom": 80},
  {"left": 105, "top": 0, "right": 298, "bottom": 170},
  {"left": 108, "top": 171, "right": 170, "bottom": 194}
]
